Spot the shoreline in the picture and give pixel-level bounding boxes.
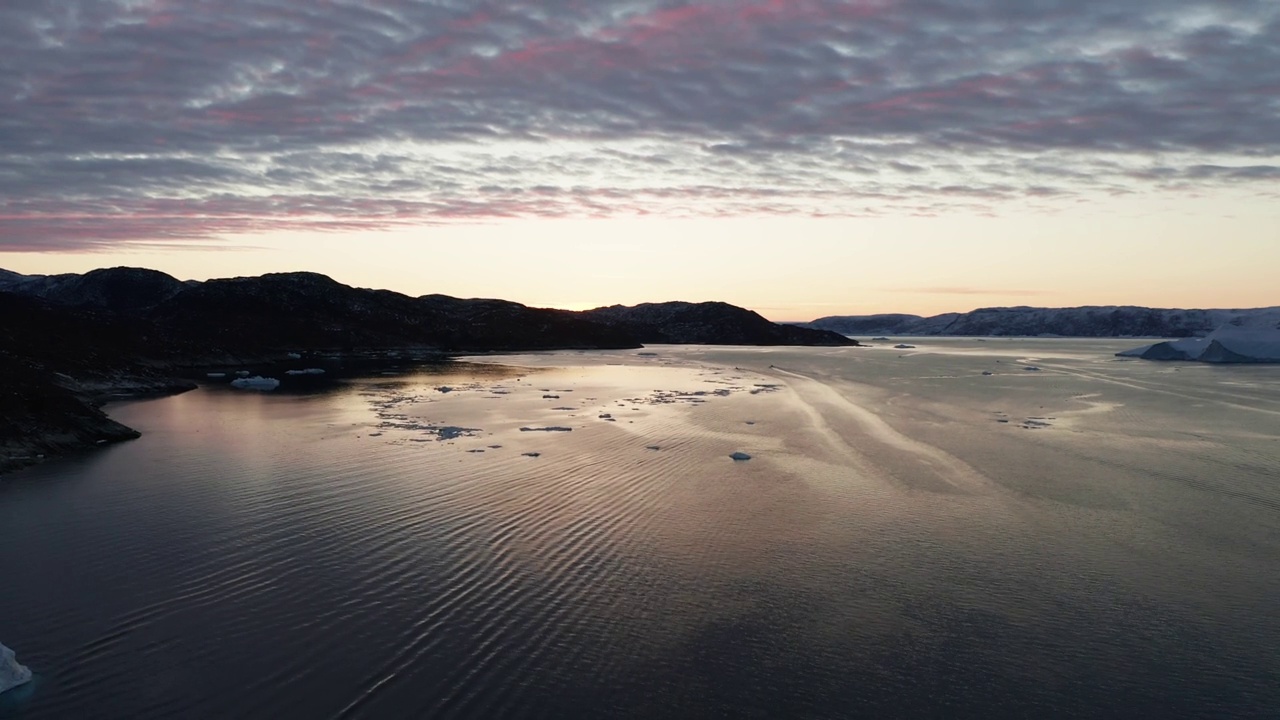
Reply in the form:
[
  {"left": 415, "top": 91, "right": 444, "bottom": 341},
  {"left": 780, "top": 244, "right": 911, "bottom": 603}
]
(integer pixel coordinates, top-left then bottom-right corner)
[{"left": 0, "top": 375, "right": 198, "bottom": 476}]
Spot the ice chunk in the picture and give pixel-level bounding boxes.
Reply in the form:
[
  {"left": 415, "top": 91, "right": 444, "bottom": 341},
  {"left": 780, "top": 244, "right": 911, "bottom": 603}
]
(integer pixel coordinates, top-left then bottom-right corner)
[
  {"left": 285, "top": 368, "right": 325, "bottom": 375},
  {"left": 0, "top": 642, "right": 31, "bottom": 695},
  {"left": 893, "top": 344, "right": 916, "bottom": 349},
  {"left": 729, "top": 451, "right": 752, "bottom": 461},
  {"left": 230, "top": 376, "right": 280, "bottom": 390},
  {"left": 1118, "top": 325, "right": 1280, "bottom": 363}
]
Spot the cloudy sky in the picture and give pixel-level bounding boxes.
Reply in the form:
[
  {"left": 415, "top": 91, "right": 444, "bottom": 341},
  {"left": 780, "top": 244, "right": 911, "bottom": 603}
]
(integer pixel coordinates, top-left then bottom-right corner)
[{"left": 2, "top": 0, "right": 1277, "bottom": 318}]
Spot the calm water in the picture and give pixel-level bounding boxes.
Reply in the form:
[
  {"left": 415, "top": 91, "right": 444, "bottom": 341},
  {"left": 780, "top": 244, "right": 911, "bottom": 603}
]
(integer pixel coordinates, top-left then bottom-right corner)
[{"left": 2, "top": 341, "right": 1278, "bottom": 719}]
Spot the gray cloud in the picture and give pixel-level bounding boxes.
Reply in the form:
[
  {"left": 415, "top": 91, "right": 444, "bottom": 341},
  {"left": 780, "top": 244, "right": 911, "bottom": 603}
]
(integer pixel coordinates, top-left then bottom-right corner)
[
  {"left": 2, "top": 0, "right": 1278, "bottom": 248},
  {"left": 886, "top": 287, "right": 1053, "bottom": 296}
]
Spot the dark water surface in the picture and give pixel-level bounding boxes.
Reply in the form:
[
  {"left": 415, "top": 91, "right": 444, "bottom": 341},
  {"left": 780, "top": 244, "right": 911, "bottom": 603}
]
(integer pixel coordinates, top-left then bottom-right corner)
[{"left": 2, "top": 342, "right": 1278, "bottom": 719}]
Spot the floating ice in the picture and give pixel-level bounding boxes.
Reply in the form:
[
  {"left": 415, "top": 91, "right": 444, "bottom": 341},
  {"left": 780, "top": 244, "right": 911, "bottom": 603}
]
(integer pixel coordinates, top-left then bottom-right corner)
[
  {"left": 206, "top": 372, "right": 226, "bottom": 378},
  {"left": 894, "top": 344, "right": 916, "bottom": 349},
  {"left": 230, "top": 376, "right": 280, "bottom": 390},
  {"left": 1023, "top": 366, "right": 1041, "bottom": 372},
  {"left": 1118, "top": 325, "right": 1280, "bottom": 363},
  {"left": 519, "top": 426, "right": 573, "bottom": 432},
  {"left": 0, "top": 642, "right": 31, "bottom": 695},
  {"left": 729, "top": 451, "right": 752, "bottom": 461},
  {"left": 285, "top": 368, "right": 325, "bottom": 375}
]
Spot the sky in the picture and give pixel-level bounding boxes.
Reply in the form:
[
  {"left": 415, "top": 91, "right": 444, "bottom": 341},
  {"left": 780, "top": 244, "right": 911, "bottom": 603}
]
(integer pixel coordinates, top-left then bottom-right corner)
[{"left": 1, "top": 0, "right": 1277, "bottom": 320}]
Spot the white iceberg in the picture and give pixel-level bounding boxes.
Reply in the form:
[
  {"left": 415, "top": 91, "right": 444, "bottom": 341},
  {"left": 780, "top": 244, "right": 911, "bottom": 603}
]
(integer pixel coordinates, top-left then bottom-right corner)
[
  {"left": 1118, "top": 323, "right": 1280, "bottom": 363},
  {"left": 230, "top": 375, "right": 281, "bottom": 390},
  {"left": 0, "top": 642, "right": 31, "bottom": 695}
]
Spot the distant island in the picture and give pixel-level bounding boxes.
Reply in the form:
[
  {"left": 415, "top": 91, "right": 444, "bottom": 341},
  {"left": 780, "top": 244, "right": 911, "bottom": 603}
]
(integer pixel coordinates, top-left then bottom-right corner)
[{"left": 0, "top": 266, "right": 853, "bottom": 473}]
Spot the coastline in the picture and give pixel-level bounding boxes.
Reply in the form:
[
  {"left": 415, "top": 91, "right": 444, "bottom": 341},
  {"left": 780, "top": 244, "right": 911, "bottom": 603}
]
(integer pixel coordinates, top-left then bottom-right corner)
[{"left": 0, "top": 375, "right": 197, "bottom": 476}]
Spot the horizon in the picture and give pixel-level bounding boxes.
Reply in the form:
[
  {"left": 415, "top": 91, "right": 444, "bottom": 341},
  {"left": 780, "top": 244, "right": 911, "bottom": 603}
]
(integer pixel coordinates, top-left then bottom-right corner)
[
  {"left": 2, "top": 1, "right": 1277, "bottom": 319},
  {"left": 3, "top": 261, "right": 1278, "bottom": 324}
]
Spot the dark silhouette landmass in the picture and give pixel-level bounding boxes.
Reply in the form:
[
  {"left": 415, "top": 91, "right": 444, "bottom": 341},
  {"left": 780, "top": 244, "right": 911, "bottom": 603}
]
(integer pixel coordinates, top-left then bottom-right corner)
[
  {"left": 0, "top": 267, "right": 853, "bottom": 473},
  {"left": 583, "top": 301, "right": 854, "bottom": 346}
]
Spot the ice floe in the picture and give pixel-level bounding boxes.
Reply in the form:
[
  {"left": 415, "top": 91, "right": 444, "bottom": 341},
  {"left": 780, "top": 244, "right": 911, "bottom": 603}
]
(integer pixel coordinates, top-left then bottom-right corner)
[
  {"left": 0, "top": 642, "right": 31, "bottom": 695},
  {"left": 230, "top": 376, "right": 280, "bottom": 390},
  {"left": 1118, "top": 325, "right": 1280, "bottom": 363}
]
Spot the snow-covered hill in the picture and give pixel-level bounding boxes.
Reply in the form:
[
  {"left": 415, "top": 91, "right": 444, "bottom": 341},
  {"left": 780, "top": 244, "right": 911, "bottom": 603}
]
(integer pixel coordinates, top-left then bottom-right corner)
[{"left": 808, "top": 305, "right": 1280, "bottom": 338}]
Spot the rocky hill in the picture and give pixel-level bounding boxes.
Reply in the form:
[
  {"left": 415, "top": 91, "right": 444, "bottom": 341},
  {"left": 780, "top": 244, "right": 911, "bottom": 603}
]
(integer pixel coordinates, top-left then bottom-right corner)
[{"left": 583, "top": 301, "right": 856, "bottom": 346}]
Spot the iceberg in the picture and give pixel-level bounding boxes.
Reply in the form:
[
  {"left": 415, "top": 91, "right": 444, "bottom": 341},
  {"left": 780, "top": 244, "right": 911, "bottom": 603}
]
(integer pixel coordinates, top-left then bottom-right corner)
[
  {"left": 1118, "top": 324, "right": 1280, "bottom": 363},
  {"left": 230, "top": 375, "right": 281, "bottom": 390},
  {"left": 0, "top": 643, "right": 31, "bottom": 695}
]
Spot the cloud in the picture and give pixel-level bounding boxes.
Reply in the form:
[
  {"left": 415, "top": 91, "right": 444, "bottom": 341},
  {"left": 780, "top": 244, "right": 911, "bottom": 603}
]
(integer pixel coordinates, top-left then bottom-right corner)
[
  {"left": 885, "top": 287, "right": 1052, "bottom": 296},
  {"left": 2, "top": 0, "right": 1278, "bottom": 248}
]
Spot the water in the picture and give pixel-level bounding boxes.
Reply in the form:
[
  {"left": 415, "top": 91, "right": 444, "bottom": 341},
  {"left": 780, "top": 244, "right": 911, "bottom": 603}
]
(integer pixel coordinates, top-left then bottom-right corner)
[{"left": 2, "top": 341, "right": 1278, "bottom": 719}]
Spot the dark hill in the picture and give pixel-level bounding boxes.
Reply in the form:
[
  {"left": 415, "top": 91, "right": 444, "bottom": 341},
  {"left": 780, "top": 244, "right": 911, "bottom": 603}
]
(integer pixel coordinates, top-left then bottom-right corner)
[
  {"left": 0, "top": 266, "right": 186, "bottom": 311},
  {"left": 582, "top": 301, "right": 858, "bottom": 346}
]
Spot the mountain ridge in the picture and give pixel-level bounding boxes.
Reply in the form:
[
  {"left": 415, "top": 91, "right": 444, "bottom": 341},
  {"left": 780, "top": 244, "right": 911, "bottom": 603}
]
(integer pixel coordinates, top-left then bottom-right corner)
[{"left": 806, "top": 304, "right": 1280, "bottom": 338}]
